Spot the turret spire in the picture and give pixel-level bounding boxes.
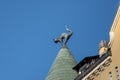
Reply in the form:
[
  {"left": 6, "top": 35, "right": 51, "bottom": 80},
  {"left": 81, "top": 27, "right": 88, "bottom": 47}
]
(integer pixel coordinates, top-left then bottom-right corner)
[{"left": 46, "top": 27, "right": 77, "bottom": 80}]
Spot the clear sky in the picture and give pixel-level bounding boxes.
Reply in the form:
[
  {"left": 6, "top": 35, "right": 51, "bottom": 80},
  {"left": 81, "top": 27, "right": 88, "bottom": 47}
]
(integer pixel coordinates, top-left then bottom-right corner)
[{"left": 0, "top": 0, "right": 119, "bottom": 80}]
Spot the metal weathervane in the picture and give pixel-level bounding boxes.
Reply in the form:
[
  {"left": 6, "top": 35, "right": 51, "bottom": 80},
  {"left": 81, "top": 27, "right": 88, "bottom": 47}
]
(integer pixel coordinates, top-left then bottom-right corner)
[{"left": 53, "top": 26, "right": 73, "bottom": 48}]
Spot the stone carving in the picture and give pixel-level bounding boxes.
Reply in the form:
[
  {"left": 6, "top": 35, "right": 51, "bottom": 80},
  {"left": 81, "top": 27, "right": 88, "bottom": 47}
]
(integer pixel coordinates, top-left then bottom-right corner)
[
  {"left": 54, "top": 26, "right": 73, "bottom": 47},
  {"left": 99, "top": 40, "right": 108, "bottom": 57}
]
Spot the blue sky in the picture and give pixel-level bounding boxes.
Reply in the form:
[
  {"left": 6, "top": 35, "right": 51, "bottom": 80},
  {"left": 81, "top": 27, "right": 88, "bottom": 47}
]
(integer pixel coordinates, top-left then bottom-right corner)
[{"left": 0, "top": 0, "right": 119, "bottom": 80}]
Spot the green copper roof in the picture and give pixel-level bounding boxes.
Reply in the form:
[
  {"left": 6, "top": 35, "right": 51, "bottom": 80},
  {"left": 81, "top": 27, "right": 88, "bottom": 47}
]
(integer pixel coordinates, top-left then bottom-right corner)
[{"left": 46, "top": 47, "right": 77, "bottom": 80}]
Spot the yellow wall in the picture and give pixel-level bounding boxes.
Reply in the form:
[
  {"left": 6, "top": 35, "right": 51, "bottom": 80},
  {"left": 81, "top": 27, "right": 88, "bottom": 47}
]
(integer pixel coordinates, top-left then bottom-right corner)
[{"left": 93, "top": 4, "right": 120, "bottom": 80}]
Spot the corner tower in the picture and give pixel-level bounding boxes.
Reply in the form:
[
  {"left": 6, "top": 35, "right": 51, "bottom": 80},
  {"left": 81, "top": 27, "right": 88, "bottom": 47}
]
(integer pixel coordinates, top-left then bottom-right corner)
[{"left": 45, "top": 27, "right": 77, "bottom": 80}]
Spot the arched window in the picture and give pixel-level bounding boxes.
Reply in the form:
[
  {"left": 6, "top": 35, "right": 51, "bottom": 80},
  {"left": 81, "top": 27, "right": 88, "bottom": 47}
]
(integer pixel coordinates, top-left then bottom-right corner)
[
  {"left": 115, "top": 66, "right": 120, "bottom": 80},
  {"left": 109, "top": 72, "right": 112, "bottom": 80}
]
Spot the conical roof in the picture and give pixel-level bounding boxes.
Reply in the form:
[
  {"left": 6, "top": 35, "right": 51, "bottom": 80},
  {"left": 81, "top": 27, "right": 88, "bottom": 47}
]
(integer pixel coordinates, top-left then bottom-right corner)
[{"left": 46, "top": 47, "right": 77, "bottom": 80}]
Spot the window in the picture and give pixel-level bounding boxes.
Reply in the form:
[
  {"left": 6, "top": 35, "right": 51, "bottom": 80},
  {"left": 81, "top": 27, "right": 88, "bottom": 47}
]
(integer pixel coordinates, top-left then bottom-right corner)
[
  {"left": 109, "top": 72, "right": 112, "bottom": 80},
  {"left": 115, "top": 66, "right": 120, "bottom": 80}
]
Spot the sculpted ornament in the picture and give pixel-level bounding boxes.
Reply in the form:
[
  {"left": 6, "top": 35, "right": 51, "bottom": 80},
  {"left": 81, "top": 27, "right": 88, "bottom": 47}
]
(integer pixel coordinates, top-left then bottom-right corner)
[{"left": 53, "top": 26, "right": 73, "bottom": 47}]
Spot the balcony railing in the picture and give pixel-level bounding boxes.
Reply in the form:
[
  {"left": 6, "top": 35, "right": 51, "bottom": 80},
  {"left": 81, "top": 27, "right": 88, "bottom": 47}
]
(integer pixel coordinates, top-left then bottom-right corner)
[{"left": 74, "top": 51, "right": 112, "bottom": 80}]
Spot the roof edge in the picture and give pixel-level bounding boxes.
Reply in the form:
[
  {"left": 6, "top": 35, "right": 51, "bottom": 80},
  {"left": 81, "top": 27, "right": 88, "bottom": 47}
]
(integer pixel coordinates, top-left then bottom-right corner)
[
  {"left": 110, "top": 3, "right": 120, "bottom": 32},
  {"left": 108, "top": 4, "right": 120, "bottom": 47}
]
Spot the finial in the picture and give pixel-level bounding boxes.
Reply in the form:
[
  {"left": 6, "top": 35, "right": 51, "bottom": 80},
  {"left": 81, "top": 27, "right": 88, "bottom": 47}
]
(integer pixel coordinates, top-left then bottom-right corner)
[{"left": 53, "top": 26, "right": 73, "bottom": 48}]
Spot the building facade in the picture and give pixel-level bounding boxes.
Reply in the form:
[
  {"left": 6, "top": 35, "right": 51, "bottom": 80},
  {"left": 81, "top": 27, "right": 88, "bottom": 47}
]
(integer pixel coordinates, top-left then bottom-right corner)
[{"left": 73, "top": 4, "right": 120, "bottom": 80}]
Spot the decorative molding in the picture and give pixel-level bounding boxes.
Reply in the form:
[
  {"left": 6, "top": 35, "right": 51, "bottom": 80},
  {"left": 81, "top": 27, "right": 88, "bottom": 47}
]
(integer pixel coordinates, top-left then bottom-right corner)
[{"left": 82, "top": 56, "right": 112, "bottom": 80}]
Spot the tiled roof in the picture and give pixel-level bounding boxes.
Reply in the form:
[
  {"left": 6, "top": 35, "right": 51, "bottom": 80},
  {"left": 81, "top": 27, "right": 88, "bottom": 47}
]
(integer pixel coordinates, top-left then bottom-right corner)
[{"left": 46, "top": 47, "right": 77, "bottom": 80}]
